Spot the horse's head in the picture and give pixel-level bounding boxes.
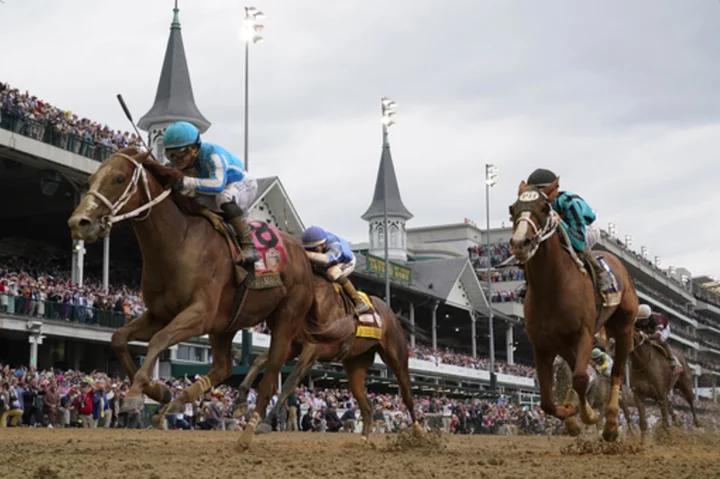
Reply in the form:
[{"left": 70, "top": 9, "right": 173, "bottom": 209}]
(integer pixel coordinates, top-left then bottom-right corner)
[
  {"left": 67, "top": 148, "right": 171, "bottom": 243},
  {"left": 508, "top": 177, "right": 560, "bottom": 263}
]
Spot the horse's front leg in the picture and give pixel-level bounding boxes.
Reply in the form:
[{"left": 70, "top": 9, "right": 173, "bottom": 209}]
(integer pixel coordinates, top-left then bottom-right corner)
[
  {"left": 602, "top": 320, "right": 633, "bottom": 442},
  {"left": 535, "top": 349, "right": 578, "bottom": 421},
  {"left": 121, "top": 301, "right": 209, "bottom": 413},
  {"left": 574, "top": 332, "right": 600, "bottom": 426}
]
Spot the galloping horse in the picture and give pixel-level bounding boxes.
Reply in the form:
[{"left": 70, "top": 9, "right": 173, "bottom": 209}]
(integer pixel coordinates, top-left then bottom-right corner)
[
  {"left": 67, "top": 148, "right": 346, "bottom": 451},
  {"left": 509, "top": 178, "right": 639, "bottom": 442},
  {"left": 629, "top": 331, "right": 701, "bottom": 436},
  {"left": 554, "top": 356, "right": 636, "bottom": 436},
  {"left": 236, "top": 275, "right": 421, "bottom": 438}
]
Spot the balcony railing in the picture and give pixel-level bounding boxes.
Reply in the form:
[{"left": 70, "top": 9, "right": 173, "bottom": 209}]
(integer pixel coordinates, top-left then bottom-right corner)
[{"left": 0, "top": 293, "right": 132, "bottom": 329}]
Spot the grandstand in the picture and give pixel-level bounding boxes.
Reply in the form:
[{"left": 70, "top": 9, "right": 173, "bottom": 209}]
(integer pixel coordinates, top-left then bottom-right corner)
[{"left": 1, "top": 1, "right": 718, "bottom": 412}]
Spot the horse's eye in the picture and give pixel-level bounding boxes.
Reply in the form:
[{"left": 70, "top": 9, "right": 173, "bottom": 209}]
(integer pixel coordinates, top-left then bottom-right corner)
[
  {"left": 114, "top": 175, "right": 125, "bottom": 185},
  {"left": 541, "top": 203, "right": 550, "bottom": 214}
]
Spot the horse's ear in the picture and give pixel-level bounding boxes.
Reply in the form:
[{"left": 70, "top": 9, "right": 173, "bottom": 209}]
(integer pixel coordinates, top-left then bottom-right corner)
[
  {"left": 136, "top": 150, "right": 153, "bottom": 163},
  {"left": 517, "top": 180, "right": 527, "bottom": 195},
  {"left": 542, "top": 176, "right": 560, "bottom": 199}
]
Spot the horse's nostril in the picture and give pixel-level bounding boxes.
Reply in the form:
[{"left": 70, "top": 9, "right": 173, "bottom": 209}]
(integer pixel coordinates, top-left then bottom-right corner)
[
  {"left": 523, "top": 238, "right": 532, "bottom": 247},
  {"left": 78, "top": 218, "right": 91, "bottom": 227}
]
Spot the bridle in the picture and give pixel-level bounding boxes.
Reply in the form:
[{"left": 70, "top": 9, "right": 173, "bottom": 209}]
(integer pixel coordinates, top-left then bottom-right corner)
[
  {"left": 88, "top": 153, "right": 172, "bottom": 228},
  {"left": 510, "top": 188, "right": 560, "bottom": 262}
]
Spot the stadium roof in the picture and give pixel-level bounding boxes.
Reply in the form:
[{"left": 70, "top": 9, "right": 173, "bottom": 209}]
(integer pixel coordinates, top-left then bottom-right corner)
[
  {"left": 137, "top": 2, "right": 211, "bottom": 133},
  {"left": 361, "top": 143, "right": 413, "bottom": 221}
]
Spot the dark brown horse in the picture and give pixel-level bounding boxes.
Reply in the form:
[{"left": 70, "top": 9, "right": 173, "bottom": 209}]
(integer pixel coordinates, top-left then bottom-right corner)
[
  {"left": 629, "top": 331, "right": 701, "bottom": 437},
  {"left": 509, "top": 178, "right": 639, "bottom": 442},
  {"left": 236, "top": 276, "right": 421, "bottom": 438},
  {"left": 67, "top": 148, "right": 345, "bottom": 451}
]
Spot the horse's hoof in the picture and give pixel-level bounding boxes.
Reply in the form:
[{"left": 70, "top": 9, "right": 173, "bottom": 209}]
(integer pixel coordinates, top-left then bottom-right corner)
[
  {"left": 119, "top": 395, "right": 144, "bottom": 413},
  {"left": 234, "top": 443, "right": 250, "bottom": 453},
  {"left": 412, "top": 422, "right": 423, "bottom": 437},
  {"left": 564, "top": 418, "right": 582, "bottom": 437},
  {"left": 151, "top": 414, "right": 166, "bottom": 430},
  {"left": 255, "top": 422, "right": 272, "bottom": 435},
  {"left": 602, "top": 429, "right": 619, "bottom": 442}
]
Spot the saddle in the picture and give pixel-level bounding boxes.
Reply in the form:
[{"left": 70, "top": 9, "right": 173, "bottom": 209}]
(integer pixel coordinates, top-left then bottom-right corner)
[
  {"left": 581, "top": 253, "right": 622, "bottom": 308},
  {"left": 198, "top": 209, "right": 284, "bottom": 290},
  {"left": 330, "top": 282, "right": 383, "bottom": 341}
]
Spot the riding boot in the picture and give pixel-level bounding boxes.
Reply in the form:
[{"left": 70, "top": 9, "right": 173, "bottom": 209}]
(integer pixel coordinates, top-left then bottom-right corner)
[
  {"left": 661, "top": 342, "right": 683, "bottom": 374},
  {"left": 337, "top": 276, "right": 370, "bottom": 315},
  {"left": 583, "top": 246, "right": 613, "bottom": 293},
  {"left": 221, "top": 203, "right": 260, "bottom": 266}
]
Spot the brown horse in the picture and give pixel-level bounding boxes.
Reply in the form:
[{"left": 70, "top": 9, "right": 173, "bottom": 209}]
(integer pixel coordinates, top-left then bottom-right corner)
[
  {"left": 67, "top": 148, "right": 346, "bottom": 451},
  {"left": 236, "top": 276, "right": 421, "bottom": 438},
  {"left": 554, "top": 356, "right": 636, "bottom": 436},
  {"left": 509, "top": 178, "right": 639, "bottom": 442},
  {"left": 629, "top": 332, "right": 701, "bottom": 437}
]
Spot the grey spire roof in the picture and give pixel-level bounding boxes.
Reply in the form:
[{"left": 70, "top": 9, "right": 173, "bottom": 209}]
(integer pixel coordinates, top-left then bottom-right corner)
[
  {"left": 361, "top": 143, "right": 413, "bottom": 221},
  {"left": 137, "top": 2, "right": 211, "bottom": 133}
]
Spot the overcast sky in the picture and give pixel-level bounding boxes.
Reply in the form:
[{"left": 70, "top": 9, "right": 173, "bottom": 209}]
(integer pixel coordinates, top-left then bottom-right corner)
[{"left": 3, "top": 0, "right": 720, "bottom": 277}]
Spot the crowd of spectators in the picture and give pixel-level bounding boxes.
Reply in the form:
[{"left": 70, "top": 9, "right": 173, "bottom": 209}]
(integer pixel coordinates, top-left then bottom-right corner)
[
  {"left": 0, "top": 81, "right": 143, "bottom": 163},
  {"left": 468, "top": 243, "right": 513, "bottom": 269},
  {"left": 476, "top": 268, "right": 525, "bottom": 283},
  {"left": 489, "top": 289, "right": 522, "bottom": 304},
  {"left": 409, "top": 345, "right": 535, "bottom": 378},
  {"left": 5, "top": 363, "right": 718, "bottom": 436},
  {"left": 0, "top": 254, "right": 144, "bottom": 327}
]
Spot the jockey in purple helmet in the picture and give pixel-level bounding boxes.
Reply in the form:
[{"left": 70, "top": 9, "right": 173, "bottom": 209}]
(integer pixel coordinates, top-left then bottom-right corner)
[
  {"left": 163, "top": 121, "right": 258, "bottom": 265},
  {"left": 302, "top": 226, "right": 370, "bottom": 315}
]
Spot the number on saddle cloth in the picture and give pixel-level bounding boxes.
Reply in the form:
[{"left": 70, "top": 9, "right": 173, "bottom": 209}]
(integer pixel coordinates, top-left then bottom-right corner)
[{"left": 247, "top": 221, "right": 287, "bottom": 275}]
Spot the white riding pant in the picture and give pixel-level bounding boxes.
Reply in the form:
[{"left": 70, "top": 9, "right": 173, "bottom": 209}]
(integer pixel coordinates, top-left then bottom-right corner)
[
  {"left": 586, "top": 224, "right": 600, "bottom": 249},
  {"left": 327, "top": 256, "right": 357, "bottom": 281},
  {"left": 658, "top": 326, "right": 670, "bottom": 342},
  {"left": 196, "top": 176, "right": 258, "bottom": 214}
]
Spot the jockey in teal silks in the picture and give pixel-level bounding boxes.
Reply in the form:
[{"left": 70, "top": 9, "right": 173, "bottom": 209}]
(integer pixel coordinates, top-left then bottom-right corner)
[
  {"left": 517, "top": 168, "right": 612, "bottom": 300},
  {"left": 302, "top": 226, "right": 370, "bottom": 315},
  {"left": 162, "top": 121, "right": 259, "bottom": 265}
]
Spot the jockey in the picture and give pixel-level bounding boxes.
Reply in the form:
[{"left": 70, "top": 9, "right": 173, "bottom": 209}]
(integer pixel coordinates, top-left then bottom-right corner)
[
  {"left": 635, "top": 310, "right": 683, "bottom": 374},
  {"left": 517, "top": 168, "right": 612, "bottom": 300},
  {"left": 591, "top": 348, "right": 613, "bottom": 378},
  {"left": 162, "top": 121, "right": 259, "bottom": 265},
  {"left": 301, "top": 226, "right": 370, "bottom": 315}
]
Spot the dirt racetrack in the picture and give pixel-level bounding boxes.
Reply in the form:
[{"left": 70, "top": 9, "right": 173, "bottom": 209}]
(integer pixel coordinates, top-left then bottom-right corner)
[{"left": 1, "top": 428, "right": 719, "bottom": 479}]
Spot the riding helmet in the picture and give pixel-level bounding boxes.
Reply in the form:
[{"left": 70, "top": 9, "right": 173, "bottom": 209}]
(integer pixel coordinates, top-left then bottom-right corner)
[
  {"left": 163, "top": 121, "right": 201, "bottom": 149},
  {"left": 526, "top": 168, "right": 558, "bottom": 187},
  {"left": 302, "top": 226, "right": 328, "bottom": 250}
]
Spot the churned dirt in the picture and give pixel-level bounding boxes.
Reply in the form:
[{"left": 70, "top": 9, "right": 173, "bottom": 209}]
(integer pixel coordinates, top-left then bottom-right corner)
[{"left": 1, "top": 427, "right": 719, "bottom": 479}]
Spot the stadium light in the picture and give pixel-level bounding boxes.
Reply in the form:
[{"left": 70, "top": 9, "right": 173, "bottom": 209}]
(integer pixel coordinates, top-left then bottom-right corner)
[
  {"left": 654, "top": 256, "right": 662, "bottom": 268},
  {"left": 624, "top": 235, "right": 632, "bottom": 248},
  {"left": 608, "top": 222, "right": 617, "bottom": 237},
  {"left": 485, "top": 163, "right": 498, "bottom": 392},
  {"left": 485, "top": 164, "right": 498, "bottom": 187},
  {"left": 669, "top": 266, "right": 677, "bottom": 276},
  {"left": 241, "top": 6, "right": 266, "bottom": 173},
  {"left": 641, "top": 246, "right": 648, "bottom": 258}
]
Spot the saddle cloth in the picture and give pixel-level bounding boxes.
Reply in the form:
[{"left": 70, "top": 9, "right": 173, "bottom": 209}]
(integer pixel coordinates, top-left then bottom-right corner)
[
  {"left": 583, "top": 253, "right": 622, "bottom": 308},
  {"left": 199, "top": 210, "right": 285, "bottom": 290},
  {"left": 332, "top": 283, "right": 383, "bottom": 340}
]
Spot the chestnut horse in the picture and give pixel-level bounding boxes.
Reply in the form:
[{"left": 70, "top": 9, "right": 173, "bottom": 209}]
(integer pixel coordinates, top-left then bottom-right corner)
[
  {"left": 235, "top": 277, "right": 420, "bottom": 438},
  {"left": 629, "top": 332, "right": 701, "bottom": 437},
  {"left": 509, "top": 178, "right": 639, "bottom": 442},
  {"left": 67, "top": 148, "right": 345, "bottom": 451}
]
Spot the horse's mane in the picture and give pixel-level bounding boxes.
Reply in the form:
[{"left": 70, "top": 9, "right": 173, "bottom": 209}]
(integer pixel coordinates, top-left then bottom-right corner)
[{"left": 115, "top": 147, "right": 206, "bottom": 217}]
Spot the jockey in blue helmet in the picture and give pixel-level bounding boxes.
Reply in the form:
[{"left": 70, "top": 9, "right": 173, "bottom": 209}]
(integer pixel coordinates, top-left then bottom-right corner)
[
  {"left": 302, "top": 226, "right": 369, "bottom": 315},
  {"left": 162, "top": 121, "right": 258, "bottom": 264},
  {"left": 517, "top": 168, "right": 612, "bottom": 301}
]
